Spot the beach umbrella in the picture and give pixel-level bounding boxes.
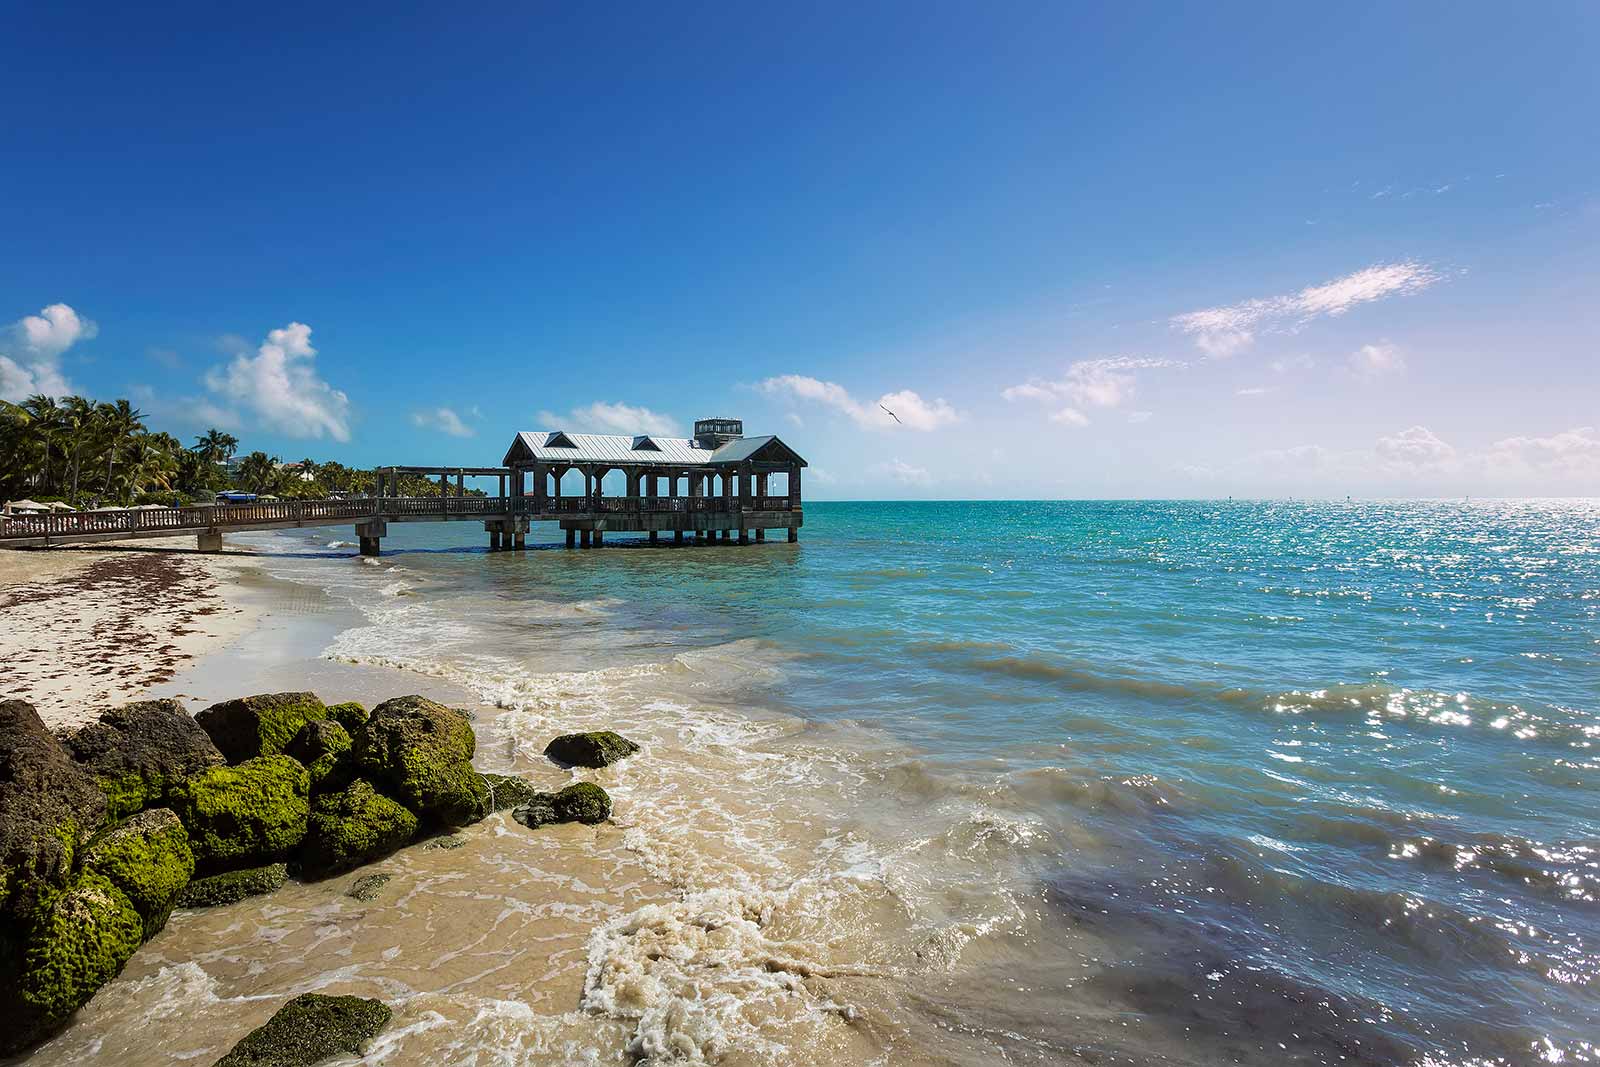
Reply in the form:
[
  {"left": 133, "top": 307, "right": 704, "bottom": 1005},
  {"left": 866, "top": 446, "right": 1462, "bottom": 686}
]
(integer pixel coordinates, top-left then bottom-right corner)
[
  {"left": 132, "top": 503, "right": 171, "bottom": 510},
  {"left": 45, "top": 501, "right": 76, "bottom": 512},
  {"left": 4, "top": 499, "right": 46, "bottom": 513},
  {"left": 91, "top": 505, "right": 128, "bottom": 511}
]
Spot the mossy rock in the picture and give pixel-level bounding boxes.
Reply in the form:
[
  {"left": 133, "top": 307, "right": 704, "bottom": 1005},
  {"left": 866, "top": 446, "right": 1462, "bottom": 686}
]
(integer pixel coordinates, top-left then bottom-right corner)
[
  {"left": 285, "top": 719, "right": 353, "bottom": 794},
  {"left": 483, "top": 773, "right": 540, "bottom": 812},
  {"left": 0, "top": 699, "right": 108, "bottom": 924},
  {"left": 168, "top": 755, "right": 310, "bottom": 873},
  {"left": 196, "top": 693, "right": 328, "bottom": 764},
  {"left": 64, "top": 699, "right": 224, "bottom": 821},
  {"left": 512, "top": 783, "right": 612, "bottom": 829},
  {"left": 346, "top": 873, "right": 390, "bottom": 902},
  {"left": 297, "top": 779, "right": 419, "bottom": 879},
  {"left": 543, "top": 730, "right": 640, "bottom": 768},
  {"left": 214, "top": 992, "right": 392, "bottom": 1066},
  {"left": 81, "top": 808, "right": 194, "bottom": 939},
  {"left": 175, "top": 863, "right": 287, "bottom": 909},
  {"left": 325, "top": 702, "right": 369, "bottom": 734},
  {"left": 352, "top": 696, "right": 489, "bottom": 827},
  {"left": 1, "top": 871, "right": 144, "bottom": 1055}
]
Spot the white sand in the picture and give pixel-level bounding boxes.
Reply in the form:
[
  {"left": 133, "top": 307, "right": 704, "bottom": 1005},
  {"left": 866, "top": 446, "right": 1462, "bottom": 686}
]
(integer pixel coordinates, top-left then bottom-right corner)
[{"left": 0, "top": 539, "right": 266, "bottom": 729}]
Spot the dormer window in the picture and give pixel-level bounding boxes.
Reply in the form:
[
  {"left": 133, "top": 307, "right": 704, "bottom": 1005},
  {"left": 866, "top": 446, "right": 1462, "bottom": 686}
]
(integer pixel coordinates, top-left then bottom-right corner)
[
  {"left": 545, "top": 431, "right": 577, "bottom": 448},
  {"left": 631, "top": 435, "right": 661, "bottom": 451}
]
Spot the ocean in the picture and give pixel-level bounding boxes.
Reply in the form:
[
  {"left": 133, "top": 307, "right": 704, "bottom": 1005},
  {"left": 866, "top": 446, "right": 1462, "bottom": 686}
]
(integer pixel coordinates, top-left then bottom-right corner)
[{"left": 32, "top": 500, "right": 1598, "bottom": 1065}]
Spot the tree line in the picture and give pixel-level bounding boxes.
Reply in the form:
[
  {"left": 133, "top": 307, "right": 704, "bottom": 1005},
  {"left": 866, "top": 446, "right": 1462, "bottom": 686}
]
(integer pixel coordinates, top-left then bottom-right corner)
[{"left": 1, "top": 394, "right": 471, "bottom": 507}]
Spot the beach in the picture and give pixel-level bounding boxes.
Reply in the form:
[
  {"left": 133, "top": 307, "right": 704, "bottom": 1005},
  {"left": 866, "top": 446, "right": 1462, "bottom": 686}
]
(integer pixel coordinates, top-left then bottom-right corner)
[{"left": 4, "top": 501, "right": 1597, "bottom": 1065}]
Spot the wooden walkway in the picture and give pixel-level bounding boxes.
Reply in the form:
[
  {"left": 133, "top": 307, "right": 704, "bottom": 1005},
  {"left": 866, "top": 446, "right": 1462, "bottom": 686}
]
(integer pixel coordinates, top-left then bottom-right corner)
[{"left": 0, "top": 494, "right": 801, "bottom": 553}]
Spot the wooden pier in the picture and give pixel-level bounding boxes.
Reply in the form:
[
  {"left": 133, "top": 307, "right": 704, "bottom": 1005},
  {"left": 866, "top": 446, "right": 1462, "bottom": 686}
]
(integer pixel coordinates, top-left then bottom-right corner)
[{"left": 0, "top": 419, "right": 805, "bottom": 556}]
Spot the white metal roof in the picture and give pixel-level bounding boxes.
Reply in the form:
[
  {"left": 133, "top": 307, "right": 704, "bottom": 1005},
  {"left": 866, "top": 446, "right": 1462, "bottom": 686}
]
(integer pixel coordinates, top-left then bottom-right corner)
[{"left": 505, "top": 431, "right": 804, "bottom": 468}]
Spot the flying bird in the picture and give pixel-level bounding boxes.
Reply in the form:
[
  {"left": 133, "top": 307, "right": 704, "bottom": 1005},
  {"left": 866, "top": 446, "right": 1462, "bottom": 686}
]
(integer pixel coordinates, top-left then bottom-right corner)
[{"left": 879, "top": 404, "right": 902, "bottom": 424}]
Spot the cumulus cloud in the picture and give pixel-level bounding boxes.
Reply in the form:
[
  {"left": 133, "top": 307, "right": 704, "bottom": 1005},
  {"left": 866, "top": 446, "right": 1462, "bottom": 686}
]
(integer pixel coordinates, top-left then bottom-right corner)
[
  {"left": 203, "top": 322, "right": 352, "bottom": 441},
  {"left": 1349, "top": 341, "right": 1405, "bottom": 380},
  {"left": 0, "top": 302, "right": 98, "bottom": 400},
  {"left": 1485, "top": 427, "right": 1600, "bottom": 480},
  {"left": 756, "top": 375, "right": 959, "bottom": 431},
  {"left": 536, "top": 401, "right": 682, "bottom": 437},
  {"left": 1171, "top": 261, "right": 1439, "bottom": 356},
  {"left": 871, "top": 458, "right": 932, "bottom": 486},
  {"left": 411, "top": 406, "right": 475, "bottom": 437},
  {"left": 1374, "top": 425, "right": 1456, "bottom": 471},
  {"left": 1003, "top": 357, "right": 1184, "bottom": 425}
]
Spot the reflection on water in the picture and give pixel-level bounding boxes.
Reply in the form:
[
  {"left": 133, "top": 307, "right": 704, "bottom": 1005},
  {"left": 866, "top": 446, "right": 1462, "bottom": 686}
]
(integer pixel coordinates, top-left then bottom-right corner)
[{"left": 25, "top": 500, "right": 1600, "bottom": 1066}]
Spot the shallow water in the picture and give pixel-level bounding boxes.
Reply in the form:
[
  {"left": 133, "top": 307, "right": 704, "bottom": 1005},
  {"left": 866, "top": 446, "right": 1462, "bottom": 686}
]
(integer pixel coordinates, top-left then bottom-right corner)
[{"left": 24, "top": 500, "right": 1599, "bottom": 1065}]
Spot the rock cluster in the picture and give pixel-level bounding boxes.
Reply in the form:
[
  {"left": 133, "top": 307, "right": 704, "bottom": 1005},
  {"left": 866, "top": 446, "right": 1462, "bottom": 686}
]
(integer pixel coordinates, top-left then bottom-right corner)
[{"left": 0, "top": 692, "right": 635, "bottom": 1058}]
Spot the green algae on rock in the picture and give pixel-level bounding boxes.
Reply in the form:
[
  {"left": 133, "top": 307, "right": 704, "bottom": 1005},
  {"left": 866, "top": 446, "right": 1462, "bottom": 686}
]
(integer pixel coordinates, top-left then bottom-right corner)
[
  {"left": 346, "top": 872, "right": 391, "bottom": 901},
  {"left": 213, "top": 992, "right": 392, "bottom": 1066},
  {"left": 63, "top": 699, "right": 225, "bottom": 821},
  {"left": 80, "top": 808, "right": 194, "bottom": 939},
  {"left": 0, "top": 699, "right": 108, "bottom": 925},
  {"left": 285, "top": 719, "right": 354, "bottom": 794},
  {"left": 196, "top": 692, "right": 328, "bottom": 764},
  {"left": 542, "top": 730, "right": 640, "bottom": 768},
  {"left": 511, "top": 782, "right": 612, "bottom": 829},
  {"left": 324, "top": 701, "right": 369, "bottom": 735},
  {"left": 483, "top": 772, "right": 540, "bottom": 812},
  {"left": 168, "top": 755, "right": 310, "bottom": 872},
  {"left": 353, "top": 696, "right": 489, "bottom": 826},
  {"left": 2, "top": 871, "right": 144, "bottom": 1055},
  {"left": 298, "top": 779, "right": 419, "bottom": 878},
  {"left": 175, "top": 862, "right": 288, "bottom": 908}
]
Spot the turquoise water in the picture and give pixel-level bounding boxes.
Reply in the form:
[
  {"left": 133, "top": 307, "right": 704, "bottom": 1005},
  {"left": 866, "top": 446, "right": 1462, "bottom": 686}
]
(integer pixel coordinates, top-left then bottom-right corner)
[{"left": 262, "top": 500, "right": 1599, "bottom": 1064}]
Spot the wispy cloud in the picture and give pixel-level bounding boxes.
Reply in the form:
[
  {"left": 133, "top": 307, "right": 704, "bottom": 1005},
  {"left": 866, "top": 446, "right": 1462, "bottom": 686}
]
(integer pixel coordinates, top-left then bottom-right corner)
[
  {"left": 1236, "top": 386, "right": 1272, "bottom": 397},
  {"left": 203, "top": 322, "right": 352, "bottom": 441},
  {"left": 871, "top": 457, "right": 932, "bottom": 486},
  {"left": 536, "top": 401, "right": 682, "bottom": 437},
  {"left": 411, "top": 406, "right": 476, "bottom": 437},
  {"left": 757, "top": 374, "right": 959, "bottom": 431},
  {"left": 1171, "top": 261, "right": 1440, "bottom": 356},
  {"left": 1348, "top": 341, "right": 1405, "bottom": 381},
  {"left": 1002, "top": 356, "right": 1184, "bottom": 425},
  {"left": 0, "top": 302, "right": 97, "bottom": 401}
]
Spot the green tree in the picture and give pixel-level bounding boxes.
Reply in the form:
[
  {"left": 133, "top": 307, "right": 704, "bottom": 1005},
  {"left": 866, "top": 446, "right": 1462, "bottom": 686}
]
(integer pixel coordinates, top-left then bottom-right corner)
[
  {"left": 96, "top": 398, "right": 146, "bottom": 497},
  {"left": 235, "top": 451, "right": 279, "bottom": 494}
]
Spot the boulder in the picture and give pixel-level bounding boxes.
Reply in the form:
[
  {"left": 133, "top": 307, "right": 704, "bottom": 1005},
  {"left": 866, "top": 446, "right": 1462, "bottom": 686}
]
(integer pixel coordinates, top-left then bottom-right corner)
[
  {"left": 167, "top": 755, "right": 310, "bottom": 872},
  {"left": 0, "top": 699, "right": 107, "bottom": 922},
  {"left": 80, "top": 808, "right": 194, "bottom": 939},
  {"left": 346, "top": 873, "right": 390, "bottom": 902},
  {"left": 297, "top": 779, "right": 419, "bottom": 878},
  {"left": 543, "top": 730, "right": 640, "bottom": 768},
  {"left": 352, "top": 696, "right": 489, "bottom": 826},
  {"left": 325, "top": 702, "right": 369, "bottom": 734},
  {"left": 175, "top": 863, "right": 287, "bottom": 909},
  {"left": 512, "top": 783, "right": 612, "bottom": 829},
  {"left": 214, "top": 992, "right": 392, "bottom": 1066},
  {"left": 285, "top": 719, "right": 353, "bottom": 793},
  {"left": 483, "top": 772, "right": 540, "bottom": 812},
  {"left": 196, "top": 692, "right": 328, "bottom": 764},
  {"left": 1, "top": 871, "right": 144, "bottom": 1055},
  {"left": 64, "top": 699, "right": 224, "bottom": 820}
]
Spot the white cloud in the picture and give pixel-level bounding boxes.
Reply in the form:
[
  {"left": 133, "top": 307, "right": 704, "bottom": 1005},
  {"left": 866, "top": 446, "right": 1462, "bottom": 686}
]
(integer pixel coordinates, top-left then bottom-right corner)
[
  {"left": 1127, "top": 410, "right": 1153, "bottom": 424},
  {"left": 1003, "top": 357, "right": 1184, "bottom": 423},
  {"left": 203, "top": 322, "right": 351, "bottom": 441},
  {"left": 871, "top": 458, "right": 932, "bottom": 486},
  {"left": 1349, "top": 341, "right": 1405, "bottom": 380},
  {"left": 757, "top": 375, "right": 959, "bottom": 431},
  {"left": 536, "top": 401, "right": 682, "bottom": 437},
  {"left": 1270, "top": 354, "right": 1315, "bottom": 374},
  {"left": 1374, "top": 425, "right": 1456, "bottom": 470},
  {"left": 1171, "top": 261, "right": 1439, "bottom": 355},
  {"left": 1485, "top": 427, "right": 1600, "bottom": 480},
  {"left": 411, "top": 407, "right": 475, "bottom": 438},
  {"left": 0, "top": 302, "right": 98, "bottom": 400},
  {"left": 1236, "top": 386, "right": 1272, "bottom": 397}
]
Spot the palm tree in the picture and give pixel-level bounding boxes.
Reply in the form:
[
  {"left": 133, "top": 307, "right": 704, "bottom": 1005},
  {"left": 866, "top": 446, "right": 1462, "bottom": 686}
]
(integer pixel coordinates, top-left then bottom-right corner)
[
  {"left": 60, "top": 396, "right": 95, "bottom": 504},
  {"left": 236, "top": 451, "right": 278, "bottom": 494},
  {"left": 193, "top": 427, "right": 239, "bottom": 465},
  {"left": 17, "top": 395, "right": 63, "bottom": 491},
  {"left": 97, "top": 399, "right": 145, "bottom": 496}
]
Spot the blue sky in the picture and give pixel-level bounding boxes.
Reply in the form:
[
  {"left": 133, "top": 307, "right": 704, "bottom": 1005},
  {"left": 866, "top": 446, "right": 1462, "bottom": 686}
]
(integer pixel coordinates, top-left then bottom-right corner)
[{"left": 3, "top": 2, "right": 1596, "bottom": 497}]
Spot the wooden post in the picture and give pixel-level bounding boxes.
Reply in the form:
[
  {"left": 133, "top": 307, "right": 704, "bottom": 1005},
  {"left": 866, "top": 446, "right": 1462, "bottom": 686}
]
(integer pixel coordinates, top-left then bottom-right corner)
[
  {"left": 674, "top": 530, "right": 684, "bottom": 544},
  {"left": 566, "top": 528, "right": 576, "bottom": 548},
  {"left": 456, "top": 471, "right": 465, "bottom": 496},
  {"left": 788, "top": 527, "right": 798, "bottom": 543},
  {"left": 594, "top": 529, "right": 605, "bottom": 547},
  {"left": 580, "top": 529, "right": 591, "bottom": 548},
  {"left": 649, "top": 531, "right": 659, "bottom": 544},
  {"left": 755, "top": 529, "right": 765, "bottom": 542},
  {"left": 790, "top": 465, "right": 802, "bottom": 509},
  {"left": 489, "top": 528, "right": 501, "bottom": 551}
]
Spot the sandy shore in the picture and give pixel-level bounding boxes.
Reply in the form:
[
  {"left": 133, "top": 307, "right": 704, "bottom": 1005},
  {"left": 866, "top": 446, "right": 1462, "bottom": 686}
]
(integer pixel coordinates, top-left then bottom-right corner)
[{"left": 0, "top": 540, "right": 266, "bottom": 729}]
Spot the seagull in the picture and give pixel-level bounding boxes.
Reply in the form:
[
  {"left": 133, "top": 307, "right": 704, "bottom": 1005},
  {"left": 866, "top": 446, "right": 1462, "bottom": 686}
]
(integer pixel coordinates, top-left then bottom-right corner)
[{"left": 879, "top": 404, "right": 902, "bottom": 424}]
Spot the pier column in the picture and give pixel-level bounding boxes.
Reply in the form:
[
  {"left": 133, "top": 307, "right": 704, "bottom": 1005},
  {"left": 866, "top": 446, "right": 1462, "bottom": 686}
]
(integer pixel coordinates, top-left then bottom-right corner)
[
  {"left": 738, "top": 528, "right": 749, "bottom": 545},
  {"left": 674, "top": 530, "right": 684, "bottom": 544},
  {"left": 788, "top": 527, "right": 798, "bottom": 543},
  {"left": 695, "top": 529, "right": 707, "bottom": 543},
  {"left": 649, "top": 531, "right": 659, "bottom": 544},
  {"left": 197, "top": 528, "right": 222, "bottom": 553},
  {"left": 580, "top": 529, "right": 591, "bottom": 549},
  {"left": 356, "top": 519, "right": 387, "bottom": 557},
  {"left": 566, "top": 528, "right": 576, "bottom": 549},
  {"left": 489, "top": 528, "right": 502, "bottom": 551},
  {"left": 755, "top": 529, "right": 765, "bottom": 543},
  {"left": 594, "top": 529, "right": 605, "bottom": 547}
]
